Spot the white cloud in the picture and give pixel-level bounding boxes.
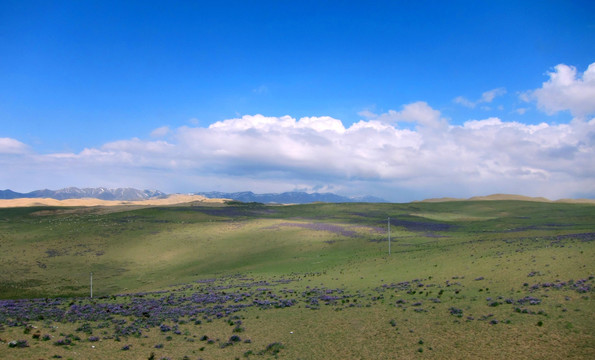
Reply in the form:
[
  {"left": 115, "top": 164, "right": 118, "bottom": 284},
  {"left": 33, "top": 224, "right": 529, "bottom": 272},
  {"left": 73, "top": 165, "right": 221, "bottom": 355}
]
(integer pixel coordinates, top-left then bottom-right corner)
[
  {"left": 524, "top": 62, "right": 595, "bottom": 117},
  {"left": 481, "top": 87, "right": 507, "bottom": 103},
  {"left": 454, "top": 87, "right": 507, "bottom": 108},
  {"left": 366, "top": 101, "right": 446, "bottom": 129},
  {"left": 209, "top": 114, "right": 295, "bottom": 131},
  {"left": 454, "top": 96, "right": 475, "bottom": 108},
  {"left": 208, "top": 114, "right": 346, "bottom": 134},
  {"left": 2, "top": 106, "right": 594, "bottom": 201},
  {"left": 150, "top": 126, "right": 171, "bottom": 138},
  {"left": 0, "top": 137, "right": 30, "bottom": 154},
  {"left": 357, "top": 109, "right": 377, "bottom": 119},
  {"left": 297, "top": 116, "right": 346, "bottom": 133}
]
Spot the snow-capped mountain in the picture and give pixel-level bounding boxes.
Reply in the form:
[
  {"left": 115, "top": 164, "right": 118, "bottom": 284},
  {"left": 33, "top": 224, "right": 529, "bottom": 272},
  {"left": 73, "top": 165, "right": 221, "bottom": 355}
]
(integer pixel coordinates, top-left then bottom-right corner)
[{"left": 0, "top": 187, "right": 167, "bottom": 201}]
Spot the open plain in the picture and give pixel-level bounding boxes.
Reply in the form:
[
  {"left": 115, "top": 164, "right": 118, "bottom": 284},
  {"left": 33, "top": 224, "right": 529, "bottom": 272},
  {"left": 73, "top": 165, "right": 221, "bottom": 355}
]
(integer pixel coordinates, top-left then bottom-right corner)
[{"left": 0, "top": 199, "right": 593, "bottom": 359}]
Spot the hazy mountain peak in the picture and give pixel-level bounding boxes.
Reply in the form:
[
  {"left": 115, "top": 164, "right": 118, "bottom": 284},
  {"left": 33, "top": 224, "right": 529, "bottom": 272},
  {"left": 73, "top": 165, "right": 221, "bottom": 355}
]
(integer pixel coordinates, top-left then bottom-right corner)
[
  {"left": 195, "top": 191, "right": 385, "bottom": 204},
  {"left": 0, "top": 187, "right": 167, "bottom": 201}
]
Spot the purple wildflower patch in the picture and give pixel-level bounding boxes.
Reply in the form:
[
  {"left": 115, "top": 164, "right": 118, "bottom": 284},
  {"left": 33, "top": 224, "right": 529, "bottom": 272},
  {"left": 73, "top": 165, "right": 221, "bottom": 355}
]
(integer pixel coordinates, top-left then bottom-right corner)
[
  {"left": 8, "top": 339, "right": 29, "bottom": 348},
  {"left": 449, "top": 307, "right": 463, "bottom": 317}
]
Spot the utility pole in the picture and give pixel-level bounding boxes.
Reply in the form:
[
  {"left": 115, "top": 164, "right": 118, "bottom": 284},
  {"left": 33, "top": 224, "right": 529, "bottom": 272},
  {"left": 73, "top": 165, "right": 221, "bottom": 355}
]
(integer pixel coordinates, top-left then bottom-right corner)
[
  {"left": 388, "top": 217, "right": 391, "bottom": 255},
  {"left": 90, "top": 272, "right": 93, "bottom": 298}
]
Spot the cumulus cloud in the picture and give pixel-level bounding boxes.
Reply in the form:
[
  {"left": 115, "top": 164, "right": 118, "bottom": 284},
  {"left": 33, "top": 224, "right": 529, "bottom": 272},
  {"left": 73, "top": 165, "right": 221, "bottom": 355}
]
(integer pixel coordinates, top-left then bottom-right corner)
[
  {"left": 523, "top": 62, "right": 595, "bottom": 117},
  {"left": 2, "top": 105, "right": 594, "bottom": 201},
  {"left": 454, "top": 87, "right": 507, "bottom": 108},
  {"left": 209, "top": 114, "right": 346, "bottom": 133}
]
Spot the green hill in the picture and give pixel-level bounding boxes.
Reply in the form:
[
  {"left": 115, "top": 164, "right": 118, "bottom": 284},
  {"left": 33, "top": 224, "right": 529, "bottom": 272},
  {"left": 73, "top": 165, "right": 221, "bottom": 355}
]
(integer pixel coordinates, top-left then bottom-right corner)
[{"left": 0, "top": 200, "right": 593, "bottom": 359}]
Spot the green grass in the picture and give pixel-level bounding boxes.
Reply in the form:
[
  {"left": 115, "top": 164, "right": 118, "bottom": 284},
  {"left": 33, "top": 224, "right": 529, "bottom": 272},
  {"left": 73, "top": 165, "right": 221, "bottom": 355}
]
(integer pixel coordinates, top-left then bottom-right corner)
[
  {"left": 0, "top": 200, "right": 593, "bottom": 359},
  {"left": 0, "top": 200, "right": 593, "bottom": 297}
]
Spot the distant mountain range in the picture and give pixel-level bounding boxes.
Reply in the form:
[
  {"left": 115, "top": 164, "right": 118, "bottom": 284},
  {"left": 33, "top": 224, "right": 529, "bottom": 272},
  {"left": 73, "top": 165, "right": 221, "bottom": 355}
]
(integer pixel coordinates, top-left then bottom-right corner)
[
  {"left": 0, "top": 187, "right": 167, "bottom": 201},
  {"left": 194, "top": 191, "right": 386, "bottom": 204},
  {"left": 0, "top": 187, "right": 385, "bottom": 203}
]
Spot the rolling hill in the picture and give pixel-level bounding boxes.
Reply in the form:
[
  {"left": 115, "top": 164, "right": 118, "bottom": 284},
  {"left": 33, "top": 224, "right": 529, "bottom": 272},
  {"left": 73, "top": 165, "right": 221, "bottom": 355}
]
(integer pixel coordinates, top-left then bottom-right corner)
[{"left": 0, "top": 200, "right": 593, "bottom": 359}]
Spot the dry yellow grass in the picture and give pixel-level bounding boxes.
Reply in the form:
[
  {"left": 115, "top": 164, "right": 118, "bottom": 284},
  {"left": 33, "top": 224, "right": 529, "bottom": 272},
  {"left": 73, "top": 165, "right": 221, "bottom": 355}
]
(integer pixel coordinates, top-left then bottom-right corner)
[{"left": 0, "top": 194, "right": 227, "bottom": 208}]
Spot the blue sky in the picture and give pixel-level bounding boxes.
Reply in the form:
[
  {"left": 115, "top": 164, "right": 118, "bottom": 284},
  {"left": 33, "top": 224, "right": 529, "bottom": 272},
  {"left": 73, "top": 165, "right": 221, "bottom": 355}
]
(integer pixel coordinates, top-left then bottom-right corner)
[{"left": 1, "top": 1, "right": 595, "bottom": 201}]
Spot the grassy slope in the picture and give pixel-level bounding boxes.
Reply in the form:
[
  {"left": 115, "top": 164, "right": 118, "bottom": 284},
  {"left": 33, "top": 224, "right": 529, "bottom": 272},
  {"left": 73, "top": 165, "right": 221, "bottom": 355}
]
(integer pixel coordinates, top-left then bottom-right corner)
[{"left": 0, "top": 200, "right": 594, "bottom": 359}]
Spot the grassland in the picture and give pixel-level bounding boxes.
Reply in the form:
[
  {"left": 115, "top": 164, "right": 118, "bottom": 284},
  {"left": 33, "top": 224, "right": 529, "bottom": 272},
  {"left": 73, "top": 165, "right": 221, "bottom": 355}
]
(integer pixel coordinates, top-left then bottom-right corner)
[{"left": 0, "top": 200, "right": 593, "bottom": 359}]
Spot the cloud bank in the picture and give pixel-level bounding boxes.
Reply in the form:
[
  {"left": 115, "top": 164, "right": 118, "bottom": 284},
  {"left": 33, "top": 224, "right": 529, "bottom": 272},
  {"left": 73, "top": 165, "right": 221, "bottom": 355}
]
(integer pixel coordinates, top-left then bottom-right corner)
[
  {"left": 3, "top": 110, "right": 594, "bottom": 201},
  {"left": 2, "top": 63, "right": 595, "bottom": 201}
]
